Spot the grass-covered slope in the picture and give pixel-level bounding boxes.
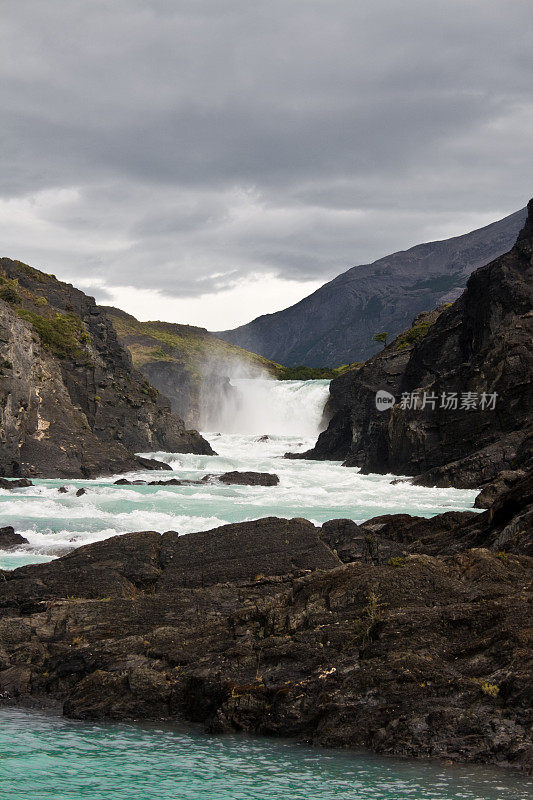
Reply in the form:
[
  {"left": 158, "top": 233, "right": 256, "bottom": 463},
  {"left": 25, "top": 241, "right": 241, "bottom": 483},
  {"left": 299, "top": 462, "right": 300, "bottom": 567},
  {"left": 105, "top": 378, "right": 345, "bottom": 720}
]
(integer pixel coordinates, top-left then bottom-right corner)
[{"left": 104, "top": 307, "right": 279, "bottom": 377}]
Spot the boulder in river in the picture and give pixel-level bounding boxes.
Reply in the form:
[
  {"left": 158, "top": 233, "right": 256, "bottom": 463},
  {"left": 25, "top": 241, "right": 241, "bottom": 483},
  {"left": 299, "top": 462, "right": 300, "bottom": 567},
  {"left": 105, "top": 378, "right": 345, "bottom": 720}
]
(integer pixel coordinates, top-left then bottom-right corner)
[
  {"left": 202, "top": 471, "right": 280, "bottom": 486},
  {"left": 114, "top": 478, "right": 184, "bottom": 486},
  {"left": 0, "top": 526, "right": 29, "bottom": 549},
  {"left": 0, "top": 478, "right": 33, "bottom": 490}
]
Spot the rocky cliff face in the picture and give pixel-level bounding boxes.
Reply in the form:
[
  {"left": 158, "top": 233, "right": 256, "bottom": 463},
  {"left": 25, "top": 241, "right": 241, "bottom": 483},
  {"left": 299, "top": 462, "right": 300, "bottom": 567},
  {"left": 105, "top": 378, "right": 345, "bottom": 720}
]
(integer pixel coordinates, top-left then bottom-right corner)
[
  {"left": 0, "top": 488, "right": 531, "bottom": 768},
  {"left": 0, "top": 259, "right": 213, "bottom": 478},
  {"left": 302, "top": 200, "right": 533, "bottom": 489},
  {"left": 218, "top": 207, "right": 526, "bottom": 366}
]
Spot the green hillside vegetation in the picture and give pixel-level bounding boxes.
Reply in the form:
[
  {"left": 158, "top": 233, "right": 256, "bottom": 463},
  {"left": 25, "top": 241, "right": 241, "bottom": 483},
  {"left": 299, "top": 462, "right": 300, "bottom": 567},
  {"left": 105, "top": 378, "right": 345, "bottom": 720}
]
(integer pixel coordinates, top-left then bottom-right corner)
[
  {"left": 0, "top": 267, "right": 91, "bottom": 361},
  {"left": 278, "top": 363, "right": 363, "bottom": 380},
  {"left": 103, "top": 307, "right": 283, "bottom": 379},
  {"left": 394, "top": 318, "right": 434, "bottom": 350},
  {"left": 17, "top": 308, "right": 89, "bottom": 360}
]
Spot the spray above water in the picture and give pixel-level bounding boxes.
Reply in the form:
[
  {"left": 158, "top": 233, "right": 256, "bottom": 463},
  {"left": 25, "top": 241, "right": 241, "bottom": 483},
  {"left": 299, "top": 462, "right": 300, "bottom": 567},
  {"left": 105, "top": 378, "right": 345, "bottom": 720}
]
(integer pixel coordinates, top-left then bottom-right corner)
[{"left": 201, "top": 375, "right": 331, "bottom": 437}]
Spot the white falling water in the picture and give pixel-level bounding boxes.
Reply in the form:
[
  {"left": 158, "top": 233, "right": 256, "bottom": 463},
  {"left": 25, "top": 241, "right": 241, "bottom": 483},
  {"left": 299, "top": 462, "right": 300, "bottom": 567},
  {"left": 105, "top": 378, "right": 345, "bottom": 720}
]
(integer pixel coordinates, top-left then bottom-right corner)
[{"left": 204, "top": 378, "right": 331, "bottom": 437}]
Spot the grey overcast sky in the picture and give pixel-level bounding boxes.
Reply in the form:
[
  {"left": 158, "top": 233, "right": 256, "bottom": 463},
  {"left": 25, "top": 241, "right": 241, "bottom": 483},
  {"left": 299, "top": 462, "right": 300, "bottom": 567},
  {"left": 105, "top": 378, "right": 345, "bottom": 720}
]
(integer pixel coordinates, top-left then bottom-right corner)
[{"left": 2, "top": 0, "right": 532, "bottom": 329}]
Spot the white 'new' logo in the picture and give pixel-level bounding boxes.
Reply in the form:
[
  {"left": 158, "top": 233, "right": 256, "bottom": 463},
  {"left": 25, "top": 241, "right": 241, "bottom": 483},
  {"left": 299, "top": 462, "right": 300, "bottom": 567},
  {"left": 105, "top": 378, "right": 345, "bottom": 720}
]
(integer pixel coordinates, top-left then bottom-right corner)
[{"left": 375, "top": 390, "right": 396, "bottom": 411}]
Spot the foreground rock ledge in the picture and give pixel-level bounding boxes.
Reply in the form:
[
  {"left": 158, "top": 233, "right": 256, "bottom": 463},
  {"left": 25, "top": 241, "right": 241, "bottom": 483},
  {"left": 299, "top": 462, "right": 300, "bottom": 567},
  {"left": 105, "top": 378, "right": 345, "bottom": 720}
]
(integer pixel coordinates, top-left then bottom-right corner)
[{"left": 0, "top": 503, "right": 531, "bottom": 770}]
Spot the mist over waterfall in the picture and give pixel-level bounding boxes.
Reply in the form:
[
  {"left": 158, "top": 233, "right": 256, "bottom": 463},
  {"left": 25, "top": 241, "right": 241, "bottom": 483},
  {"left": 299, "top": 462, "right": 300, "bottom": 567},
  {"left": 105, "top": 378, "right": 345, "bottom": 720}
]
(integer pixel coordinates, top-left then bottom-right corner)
[{"left": 201, "top": 378, "right": 330, "bottom": 437}]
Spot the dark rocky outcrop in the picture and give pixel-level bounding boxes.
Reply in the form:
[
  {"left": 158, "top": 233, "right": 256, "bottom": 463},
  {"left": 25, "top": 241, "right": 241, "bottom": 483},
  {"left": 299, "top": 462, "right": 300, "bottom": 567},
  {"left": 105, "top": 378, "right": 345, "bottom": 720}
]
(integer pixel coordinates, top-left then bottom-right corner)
[
  {"left": 300, "top": 200, "right": 533, "bottom": 489},
  {"left": 319, "top": 518, "right": 405, "bottom": 563},
  {"left": 455, "top": 471, "right": 533, "bottom": 557},
  {"left": 114, "top": 473, "right": 281, "bottom": 488},
  {"left": 320, "top": 511, "right": 480, "bottom": 562},
  {"left": 157, "top": 517, "right": 340, "bottom": 590},
  {"left": 0, "top": 526, "right": 28, "bottom": 549},
  {"left": 0, "top": 504, "right": 531, "bottom": 769},
  {"left": 0, "top": 259, "right": 213, "bottom": 478},
  {"left": 203, "top": 471, "right": 280, "bottom": 487},
  {"left": 218, "top": 207, "right": 526, "bottom": 366},
  {"left": 0, "top": 518, "right": 339, "bottom": 606},
  {"left": 114, "top": 477, "right": 183, "bottom": 487},
  {"left": 474, "top": 470, "right": 528, "bottom": 509},
  {"left": 0, "top": 478, "right": 33, "bottom": 489}
]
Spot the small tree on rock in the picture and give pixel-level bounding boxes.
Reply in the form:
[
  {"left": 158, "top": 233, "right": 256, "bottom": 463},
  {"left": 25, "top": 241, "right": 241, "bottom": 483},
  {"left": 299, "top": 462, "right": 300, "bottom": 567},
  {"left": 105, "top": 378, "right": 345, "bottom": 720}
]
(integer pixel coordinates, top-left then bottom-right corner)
[{"left": 374, "top": 331, "right": 388, "bottom": 348}]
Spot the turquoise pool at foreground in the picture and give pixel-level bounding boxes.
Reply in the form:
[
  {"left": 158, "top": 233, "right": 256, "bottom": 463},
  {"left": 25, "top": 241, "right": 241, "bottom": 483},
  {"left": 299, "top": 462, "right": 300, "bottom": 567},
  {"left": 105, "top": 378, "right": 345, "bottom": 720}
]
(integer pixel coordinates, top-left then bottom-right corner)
[{"left": 0, "top": 709, "right": 530, "bottom": 800}]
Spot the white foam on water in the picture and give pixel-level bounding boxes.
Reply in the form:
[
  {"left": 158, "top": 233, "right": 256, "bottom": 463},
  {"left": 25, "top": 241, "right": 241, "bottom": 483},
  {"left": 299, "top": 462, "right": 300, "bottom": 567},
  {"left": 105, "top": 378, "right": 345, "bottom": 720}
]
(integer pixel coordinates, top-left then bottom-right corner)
[
  {"left": 204, "top": 378, "right": 330, "bottom": 436},
  {"left": 0, "top": 380, "right": 481, "bottom": 569}
]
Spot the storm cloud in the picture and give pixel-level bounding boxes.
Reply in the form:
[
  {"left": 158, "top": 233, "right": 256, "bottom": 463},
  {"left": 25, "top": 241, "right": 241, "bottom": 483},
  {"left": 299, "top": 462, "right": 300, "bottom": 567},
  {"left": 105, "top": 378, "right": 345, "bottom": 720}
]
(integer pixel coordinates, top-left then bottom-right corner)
[{"left": 2, "top": 0, "right": 532, "bottom": 327}]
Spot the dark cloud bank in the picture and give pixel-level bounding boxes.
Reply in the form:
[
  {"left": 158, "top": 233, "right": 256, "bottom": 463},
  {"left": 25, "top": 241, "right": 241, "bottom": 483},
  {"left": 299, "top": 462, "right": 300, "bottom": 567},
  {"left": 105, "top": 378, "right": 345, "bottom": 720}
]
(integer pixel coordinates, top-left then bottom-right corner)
[{"left": 2, "top": 0, "right": 532, "bottom": 324}]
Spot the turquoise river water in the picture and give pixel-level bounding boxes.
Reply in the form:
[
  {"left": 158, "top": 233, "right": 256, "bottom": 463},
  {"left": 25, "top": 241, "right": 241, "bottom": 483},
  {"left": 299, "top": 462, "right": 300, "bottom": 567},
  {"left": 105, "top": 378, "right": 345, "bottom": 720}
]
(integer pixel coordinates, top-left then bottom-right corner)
[
  {"left": 1, "top": 708, "right": 531, "bottom": 800},
  {"left": 1, "top": 379, "right": 527, "bottom": 798}
]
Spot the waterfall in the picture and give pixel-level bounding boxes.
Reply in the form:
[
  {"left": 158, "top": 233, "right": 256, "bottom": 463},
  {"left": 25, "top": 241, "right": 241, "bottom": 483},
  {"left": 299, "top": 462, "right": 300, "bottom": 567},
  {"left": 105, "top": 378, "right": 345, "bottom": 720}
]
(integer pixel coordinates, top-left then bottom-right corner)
[{"left": 201, "top": 378, "right": 330, "bottom": 437}]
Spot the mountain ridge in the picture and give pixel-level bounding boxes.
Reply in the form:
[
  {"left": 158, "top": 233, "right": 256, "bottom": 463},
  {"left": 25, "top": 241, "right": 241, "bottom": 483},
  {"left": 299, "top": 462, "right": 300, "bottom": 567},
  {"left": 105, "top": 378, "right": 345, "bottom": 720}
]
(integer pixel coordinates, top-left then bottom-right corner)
[{"left": 216, "top": 206, "right": 527, "bottom": 366}]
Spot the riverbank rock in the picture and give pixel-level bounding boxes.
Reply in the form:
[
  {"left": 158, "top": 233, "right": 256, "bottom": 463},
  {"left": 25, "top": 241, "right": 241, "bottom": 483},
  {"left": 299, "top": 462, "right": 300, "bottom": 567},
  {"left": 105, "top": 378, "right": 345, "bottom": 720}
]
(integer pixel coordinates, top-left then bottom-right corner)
[
  {"left": 0, "top": 498, "right": 531, "bottom": 769},
  {"left": 474, "top": 472, "right": 525, "bottom": 509},
  {"left": 203, "top": 471, "right": 280, "bottom": 486},
  {"left": 455, "top": 470, "right": 533, "bottom": 556},
  {"left": 0, "top": 258, "right": 213, "bottom": 479},
  {"left": 0, "top": 478, "right": 33, "bottom": 489},
  {"left": 298, "top": 199, "right": 533, "bottom": 490},
  {"left": 319, "top": 518, "right": 405, "bottom": 564},
  {"left": 0, "top": 527, "right": 29, "bottom": 549}
]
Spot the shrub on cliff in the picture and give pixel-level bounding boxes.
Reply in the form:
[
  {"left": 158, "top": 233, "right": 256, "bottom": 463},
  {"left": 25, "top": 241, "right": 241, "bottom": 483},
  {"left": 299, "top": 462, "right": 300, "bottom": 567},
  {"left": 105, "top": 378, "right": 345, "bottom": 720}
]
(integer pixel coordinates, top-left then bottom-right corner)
[
  {"left": 16, "top": 309, "right": 90, "bottom": 360},
  {"left": 0, "top": 276, "right": 21, "bottom": 304},
  {"left": 395, "top": 319, "right": 433, "bottom": 350}
]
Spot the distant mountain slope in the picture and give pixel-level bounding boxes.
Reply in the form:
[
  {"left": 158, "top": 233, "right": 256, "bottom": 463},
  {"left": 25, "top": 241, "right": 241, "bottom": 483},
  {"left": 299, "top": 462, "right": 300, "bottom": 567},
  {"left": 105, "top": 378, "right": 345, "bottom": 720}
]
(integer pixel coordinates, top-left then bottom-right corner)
[{"left": 217, "top": 207, "right": 527, "bottom": 366}]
